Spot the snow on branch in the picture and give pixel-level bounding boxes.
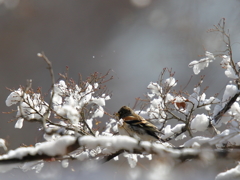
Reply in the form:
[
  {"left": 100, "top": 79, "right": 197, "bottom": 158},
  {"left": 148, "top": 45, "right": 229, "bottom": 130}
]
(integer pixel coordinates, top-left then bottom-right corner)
[
  {"left": 1, "top": 135, "right": 240, "bottom": 171},
  {"left": 215, "top": 164, "right": 240, "bottom": 180},
  {"left": 0, "top": 136, "right": 77, "bottom": 164},
  {"left": 2, "top": 19, "right": 240, "bottom": 180},
  {"left": 5, "top": 62, "right": 112, "bottom": 137},
  {"left": 188, "top": 51, "right": 215, "bottom": 75}
]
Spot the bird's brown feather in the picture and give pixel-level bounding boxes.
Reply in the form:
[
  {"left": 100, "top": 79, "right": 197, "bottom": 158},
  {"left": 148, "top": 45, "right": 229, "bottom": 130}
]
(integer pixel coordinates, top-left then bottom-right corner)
[{"left": 116, "top": 106, "right": 161, "bottom": 141}]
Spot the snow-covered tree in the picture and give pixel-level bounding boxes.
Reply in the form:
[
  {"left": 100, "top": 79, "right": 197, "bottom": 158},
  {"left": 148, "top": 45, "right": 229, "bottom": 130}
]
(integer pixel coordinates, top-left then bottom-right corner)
[{"left": 1, "top": 19, "right": 240, "bottom": 180}]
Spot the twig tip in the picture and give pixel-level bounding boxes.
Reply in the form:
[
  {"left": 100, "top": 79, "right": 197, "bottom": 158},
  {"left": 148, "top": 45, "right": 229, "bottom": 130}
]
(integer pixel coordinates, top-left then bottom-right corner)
[{"left": 37, "top": 53, "right": 43, "bottom": 57}]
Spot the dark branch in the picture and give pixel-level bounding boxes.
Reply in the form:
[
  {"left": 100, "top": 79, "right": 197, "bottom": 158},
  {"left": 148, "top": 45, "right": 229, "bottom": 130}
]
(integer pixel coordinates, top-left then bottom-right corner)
[{"left": 213, "top": 92, "right": 240, "bottom": 124}]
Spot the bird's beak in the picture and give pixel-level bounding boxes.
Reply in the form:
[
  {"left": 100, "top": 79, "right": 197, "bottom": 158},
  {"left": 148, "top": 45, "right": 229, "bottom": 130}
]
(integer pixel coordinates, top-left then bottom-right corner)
[{"left": 115, "top": 112, "right": 119, "bottom": 117}]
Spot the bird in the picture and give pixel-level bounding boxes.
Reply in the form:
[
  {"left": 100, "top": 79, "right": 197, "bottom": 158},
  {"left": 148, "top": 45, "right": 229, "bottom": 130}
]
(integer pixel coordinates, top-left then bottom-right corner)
[{"left": 115, "top": 106, "right": 162, "bottom": 141}]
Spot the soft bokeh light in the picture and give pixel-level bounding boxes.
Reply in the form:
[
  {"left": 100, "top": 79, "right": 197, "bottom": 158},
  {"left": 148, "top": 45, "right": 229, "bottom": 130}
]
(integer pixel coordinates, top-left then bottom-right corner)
[
  {"left": 130, "top": 0, "right": 152, "bottom": 8},
  {"left": 1, "top": 0, "right": 19, "bottom": 9}
]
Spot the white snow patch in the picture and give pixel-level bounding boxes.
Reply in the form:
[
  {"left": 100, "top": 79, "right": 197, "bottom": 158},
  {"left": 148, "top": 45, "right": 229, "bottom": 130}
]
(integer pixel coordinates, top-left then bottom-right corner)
[
  {"left": 79, "top": 135, "right": 138, "bottom": 152},
  {"left": 14, "top": 118, "right": 24, "bottom": 129},
  {"left": 165, "top": 77, "right": 177, "bottom": 87},
  {"left": 92, "top": 106, "right": 104, "bottom": 118},
  {"left": 215, "top": 164, "right": 240, "bottom": 180},
  {"left": 5, "top": 88, "right": 23, "bottom": 106},
  {"left": 0, "top": 136, "right": 76, "bottom": 160},
  {"left": 0, "top": 139, "right": 7, "bottom": 151},
  {"left": 183, "top": 136, "right": 211, "bottom": 148},
  {"left": 222, "top": 84, "right": 238, "bottom": 106},
  {"left": 190, "top": 114, "right": 209, "bottom": 132},
  {"left": 123, "top": 152, "right": 138, "bottom": 168},
  {"left": 188, "top": 51, "right": 215, "bottom": 74}
]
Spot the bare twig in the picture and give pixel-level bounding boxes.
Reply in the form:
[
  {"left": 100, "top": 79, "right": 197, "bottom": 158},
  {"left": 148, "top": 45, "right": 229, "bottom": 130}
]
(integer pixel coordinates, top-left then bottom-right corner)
[
  {"left": 37, "top": 52, "right": 55, "bottom": 130},
  {"left": 80, "top": 110, "right": 95, "bottom": 136}
]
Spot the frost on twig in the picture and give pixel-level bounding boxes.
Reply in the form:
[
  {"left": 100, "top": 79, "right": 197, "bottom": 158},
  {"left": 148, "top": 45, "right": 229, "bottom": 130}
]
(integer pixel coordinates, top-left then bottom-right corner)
[
  {"left": 3, "top": 19, "right": 240, "bottom": 180},
  {"left": 139, "top": 68, "right": 220, "bottom": 142},
  {"left": 188, "top": 51, "right": 215, "bottom": 75},
  {"left": 5, "top": 54, "right": 112, "bottom": 138}
]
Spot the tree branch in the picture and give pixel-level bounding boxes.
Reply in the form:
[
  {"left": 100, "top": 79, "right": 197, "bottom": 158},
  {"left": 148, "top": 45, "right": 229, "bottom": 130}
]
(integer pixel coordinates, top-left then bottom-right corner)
[{"left": 213, "top": 92, "right": 240, "bottom": 124}]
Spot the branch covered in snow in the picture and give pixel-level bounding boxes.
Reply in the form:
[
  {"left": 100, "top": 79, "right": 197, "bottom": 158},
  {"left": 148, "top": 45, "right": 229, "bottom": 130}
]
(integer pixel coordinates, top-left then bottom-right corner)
[
  {"left": 213, "top": 91, "right": 240, "bottom": 124},
  {"left": 1, "top": 135, "right": 240, "bottom": 171},
  {"left": 2, "top": 18, "right": 240, "bottom": 180},
  {"left": 5, "top": 61, "right": 113, "bottom": 137},
  {"left": 0, "top": 136, "right": 78, "bottom": 164}
]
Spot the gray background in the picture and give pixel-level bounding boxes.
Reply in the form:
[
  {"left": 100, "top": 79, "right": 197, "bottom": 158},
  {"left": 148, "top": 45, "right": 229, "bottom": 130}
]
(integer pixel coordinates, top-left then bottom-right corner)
[{"left": 0, "top": 0, "right": 240, "bottom": 151}]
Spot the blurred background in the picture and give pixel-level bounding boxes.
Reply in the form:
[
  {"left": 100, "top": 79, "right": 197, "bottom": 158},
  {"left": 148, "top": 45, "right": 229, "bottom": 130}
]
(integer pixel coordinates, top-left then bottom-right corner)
[
  {"left": 1, "top": 0, "right": 240, "bottom": 149},
  {"left": 0, "top": 0, "right": 240, "bottom": 179}
]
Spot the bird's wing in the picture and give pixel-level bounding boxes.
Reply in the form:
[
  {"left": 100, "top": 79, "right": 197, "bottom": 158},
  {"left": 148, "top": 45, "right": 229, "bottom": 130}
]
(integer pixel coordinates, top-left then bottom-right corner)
[{"left": 124, "top": 118, "right": 160, "bottom": 133}]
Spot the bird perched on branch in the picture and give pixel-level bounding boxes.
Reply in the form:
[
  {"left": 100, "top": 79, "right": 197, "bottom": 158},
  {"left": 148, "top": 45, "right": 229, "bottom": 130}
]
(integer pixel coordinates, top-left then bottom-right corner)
[{"left": 115, "top": 106, "right": 162, "bottom": 141}]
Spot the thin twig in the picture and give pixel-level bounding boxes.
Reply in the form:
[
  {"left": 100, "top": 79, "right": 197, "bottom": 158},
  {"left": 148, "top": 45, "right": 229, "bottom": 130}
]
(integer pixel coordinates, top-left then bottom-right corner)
[{"left": 37, "top": 52, "right": 55, "bottom": 130}]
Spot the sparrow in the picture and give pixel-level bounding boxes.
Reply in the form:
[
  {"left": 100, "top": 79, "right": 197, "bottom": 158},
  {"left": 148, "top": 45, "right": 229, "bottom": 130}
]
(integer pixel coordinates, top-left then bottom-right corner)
[{"left": 116, "top": 106, "right": 162, "bottom": 141}]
